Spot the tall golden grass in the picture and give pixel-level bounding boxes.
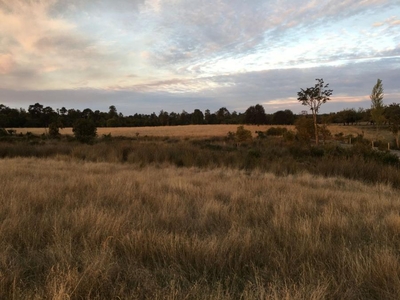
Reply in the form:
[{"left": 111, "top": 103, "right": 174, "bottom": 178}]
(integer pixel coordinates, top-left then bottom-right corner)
[
  {"left": 8, "top": 124, "right": 393, "bottom": 141},
  {"left": 1, "top": 157, "right": 400, "bottom": 299}
]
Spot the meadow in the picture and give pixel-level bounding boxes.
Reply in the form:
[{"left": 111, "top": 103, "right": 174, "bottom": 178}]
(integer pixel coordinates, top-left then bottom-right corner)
[
  {"left": 1, "top": 125, "right": 400, "bottom": 299},
  {"left": 1, "top": 158, "right": 400, "bottom": 299},
  {"left": 9, "top": 124, "right": 394, "bottom": 141}
]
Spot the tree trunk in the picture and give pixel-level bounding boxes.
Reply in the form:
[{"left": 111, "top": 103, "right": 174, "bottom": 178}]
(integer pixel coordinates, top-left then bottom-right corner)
[{"left": 312, "top": 112, "right": 319, "bottom": 145}]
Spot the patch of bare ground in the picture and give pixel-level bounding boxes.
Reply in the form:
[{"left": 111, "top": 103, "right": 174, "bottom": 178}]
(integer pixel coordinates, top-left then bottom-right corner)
[{"left": 1, "top": 158, "right": 400, "bottom": 299}]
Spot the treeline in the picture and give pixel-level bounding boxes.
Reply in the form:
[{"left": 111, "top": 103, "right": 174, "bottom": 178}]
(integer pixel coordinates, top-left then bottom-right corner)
[{"left": 0, "top": 102, "right": 398, "bottom": 128}]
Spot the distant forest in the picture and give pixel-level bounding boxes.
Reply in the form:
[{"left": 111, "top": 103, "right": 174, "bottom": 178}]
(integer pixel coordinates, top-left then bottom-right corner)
[{"left": 0, "top": 102, "right": 382, "bottom": 128}]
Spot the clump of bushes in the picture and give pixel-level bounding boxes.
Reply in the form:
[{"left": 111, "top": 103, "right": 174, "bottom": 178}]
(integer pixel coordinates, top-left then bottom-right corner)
[
  {"left": 265, "top": 127, "right": 288, "bottom": 136},
  {"left": 72, "top": 119, "right": 97, "bottom": 143},
  {"left": 235, "top": 126, "right": 252, "bottom": 145}
]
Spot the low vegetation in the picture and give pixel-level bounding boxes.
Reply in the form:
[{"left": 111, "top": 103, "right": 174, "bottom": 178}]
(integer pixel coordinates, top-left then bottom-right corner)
[
  {"left": 0, "top": 123, "right": 399, "bottom": 299},
  {"left": 1, "top": 158, "right": 400, "bottom": 299},
  {"left": 0, "top": 125, "right": 399, "bottom": 188}
]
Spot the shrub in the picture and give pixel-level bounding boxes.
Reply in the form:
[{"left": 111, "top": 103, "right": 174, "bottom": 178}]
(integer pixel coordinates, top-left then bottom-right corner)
[
  {"left": 295, "top": 117, "right": 314, "bottom": 142},
  {"left": 255, "top": 131, "right": 267, "bottom": 139},
  {"left": 265, "top": 127, "right": 288, "bottom": 136},
  {"left": 283, "top": 130, "right": 296, "bottom": 142},
  {"left": 226, "top": 131, "right": 236, "bottom": 141},
  {"left": 235, "top": 126, "right": 252, "bottom": 145},
  {"left": 48, "top": 122, "right": 61, "bottom": 138},
  {"left": 102, "top": 133, "right": 112, "bottom": 141},
  {"left": 0, "top": 128, "right": 8, "bottom": 136},
  {"left": 72, "top": 119, "right": 97, "bottom": 143}
]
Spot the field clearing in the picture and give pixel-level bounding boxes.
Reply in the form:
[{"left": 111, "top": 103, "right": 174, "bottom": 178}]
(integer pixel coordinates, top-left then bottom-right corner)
[
  {"left": 7, "top": 124, "right": 392, "bottom": 141},
  {"left": 1, "top": 157, "right": 400, "bottom": 299}
]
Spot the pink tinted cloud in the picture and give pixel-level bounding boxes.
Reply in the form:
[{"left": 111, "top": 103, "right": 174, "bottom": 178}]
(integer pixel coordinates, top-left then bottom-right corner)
[{"left": 0, "top": 54, "right": 15, "bottom": 74}]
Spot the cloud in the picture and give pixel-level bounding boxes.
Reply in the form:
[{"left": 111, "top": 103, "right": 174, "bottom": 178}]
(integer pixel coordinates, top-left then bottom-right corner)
[
  {"left": 374, "top": 16, "right": 400, "bottom": 27},
  {"left": 0, "top": 0, "right": 399, "bottom": 114},
  {"left": 0, "top": 0, "right": 142, "bottom": 90},
  {"left": 0, "top": 54, "right": 15, "bottom": 74}
]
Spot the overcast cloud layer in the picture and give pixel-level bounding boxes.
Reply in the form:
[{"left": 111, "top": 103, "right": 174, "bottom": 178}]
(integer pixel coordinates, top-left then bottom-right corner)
[{"left": 0, "top": 0, "right": 399, "bottom": 114}]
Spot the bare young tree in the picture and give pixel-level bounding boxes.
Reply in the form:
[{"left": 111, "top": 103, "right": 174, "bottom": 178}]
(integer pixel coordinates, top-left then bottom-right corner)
[{"left": 297, "top": 78, "right": 333, "bottom": 145}]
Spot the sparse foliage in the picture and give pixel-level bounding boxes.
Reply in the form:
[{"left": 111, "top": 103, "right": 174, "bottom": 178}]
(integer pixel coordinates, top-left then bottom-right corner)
[
  {"left": 297, "top": 79, "right": 333, "bottom": 145},
  {"left": 370, "top": 79, "right": 386, "bottom": 135}
]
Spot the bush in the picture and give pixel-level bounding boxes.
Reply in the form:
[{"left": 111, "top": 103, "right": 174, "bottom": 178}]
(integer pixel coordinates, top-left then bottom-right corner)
[
  {"left": 0, "top": 128, "right": 8, "bottom": 137},
  {"left": 235, "top": 126, "right": 252, "bottom": 145},
  {"left": 265, "top": 127, "right": 288, "bottom": 136},
  {"left": 48, "top": 122, "right": 61, "bottom": 138},
  {"left": 72, "top": 119, "right": 97, "bottom": 143},
  {"left": 255, "top": 131, "right": 267, "bottom": 139},
  {"left": 283, "top": 130, "right": 296, "bottom": 142},
  {"left": 295, "top": 117, "right": 314, "bottom": 142}
]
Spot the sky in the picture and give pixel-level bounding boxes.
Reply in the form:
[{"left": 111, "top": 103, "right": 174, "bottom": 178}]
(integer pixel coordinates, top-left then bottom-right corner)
[{"left": 0, "top": 0, "right": 400, "bottom": 115}]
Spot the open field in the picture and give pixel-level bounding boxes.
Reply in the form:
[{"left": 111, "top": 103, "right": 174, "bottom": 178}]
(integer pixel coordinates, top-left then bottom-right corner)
[
  {"left": 7, "top": 124, "right": 395, "bottom": 141},
  {"left": 1, "top": 157, "right": 400, "bottom": 299},
  {"left": 10, "top": 125, "right": 285, "bottom": 138}
]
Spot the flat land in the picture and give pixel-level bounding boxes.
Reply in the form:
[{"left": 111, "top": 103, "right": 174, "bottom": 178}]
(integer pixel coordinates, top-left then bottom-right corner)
[
  {"left": 1, "top": 124, "right": 399, "bottom": 299},
  {"left": 1, "top": 157, "right": 400, "bottom": 299},
  {"left": 8, "top": 124, "right": 393, "bottom": 141}
]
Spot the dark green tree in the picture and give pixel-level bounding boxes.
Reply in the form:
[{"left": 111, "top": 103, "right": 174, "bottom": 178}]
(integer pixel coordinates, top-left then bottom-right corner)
[
  {"left": 337, "top": 108, "right": 358, "bottom": 125},
  {"left": 159, "top": 110, "right": 170, "bottom": 126},
  {"left": 272, "top": 109, "right": 295, "bottom": 125},
  {"left": 72, "top": 119, "right": 97, "bottom": 143},
  {"left": 191, "top": 109, "right": 204, "bottom": 125},
  {"left": 205, "top": 109, "right": 217, "bottom": 124},
  {"left": 108, "top": 105, "right": 118, "bottom": 118},
  {"left": 244, "top": 104, "right": 267, "bottom": 125},
  {"left": 216, "top": 107, "right": 230, "bottom": 124},
  {"left": 28, "top": 103, "right": 44, "bottom": 127}
]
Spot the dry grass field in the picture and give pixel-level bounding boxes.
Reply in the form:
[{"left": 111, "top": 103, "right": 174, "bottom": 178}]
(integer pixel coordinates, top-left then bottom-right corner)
[
  {"left": 1, "top": 157, "right": 400, "bottom": 299},
  {"left": 10, "top": 125, "right": 280, "bottom": 138},
  {"left": 8, "top": 124, "right": 394, "bottom": 141}
]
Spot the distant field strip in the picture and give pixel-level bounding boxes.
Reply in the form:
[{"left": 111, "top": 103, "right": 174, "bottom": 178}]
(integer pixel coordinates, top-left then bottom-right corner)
[{"left": 8, "top": 124, "right": 385, "bottom": 140}]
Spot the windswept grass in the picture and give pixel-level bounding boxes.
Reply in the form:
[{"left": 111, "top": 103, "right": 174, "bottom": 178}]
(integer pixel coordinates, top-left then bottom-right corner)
[{"left": 1, "top": 158, "right": 400, "bottom": 299}]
